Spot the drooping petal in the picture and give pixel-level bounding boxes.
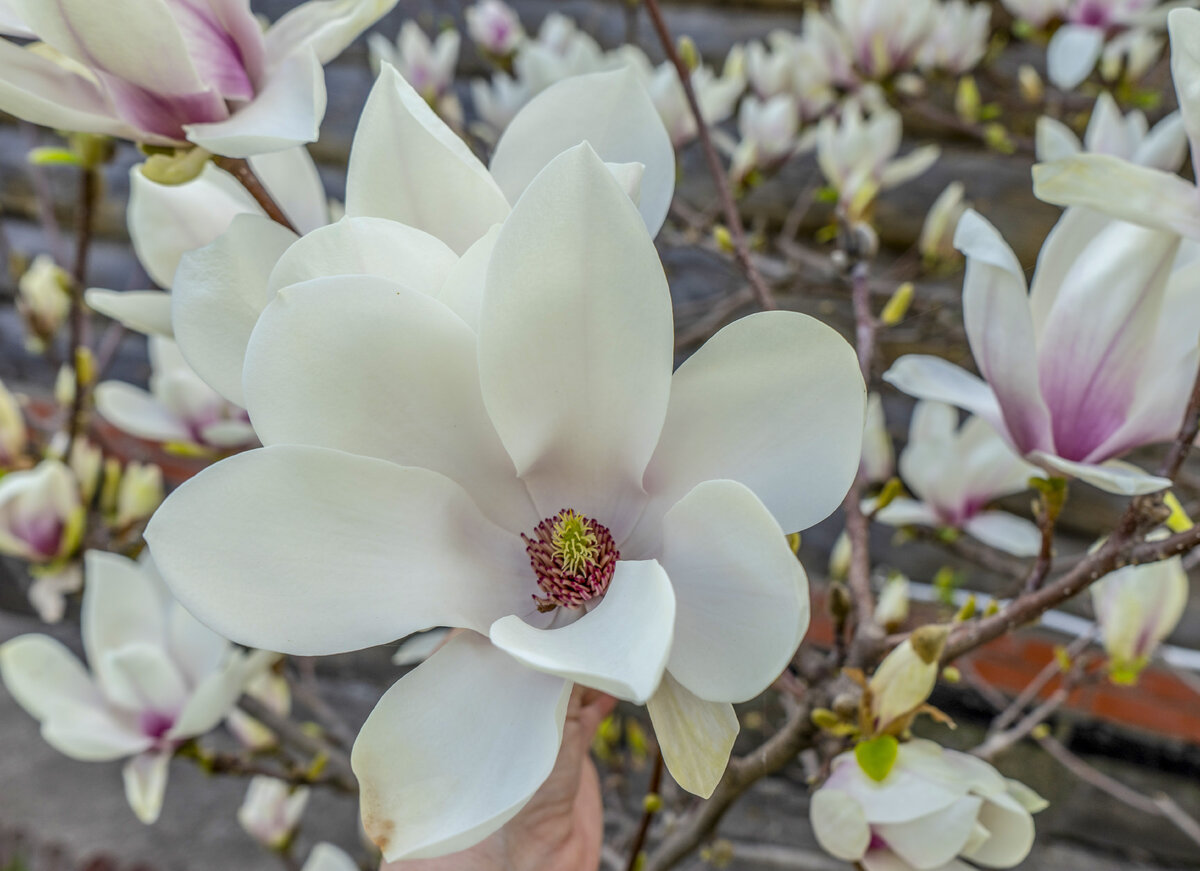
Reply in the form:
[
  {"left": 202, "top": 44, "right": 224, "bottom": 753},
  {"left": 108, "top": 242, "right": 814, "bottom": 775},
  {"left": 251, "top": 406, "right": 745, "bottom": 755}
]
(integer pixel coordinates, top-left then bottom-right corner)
[
  {"left": 1169, "top": 8, "right": 1200, "bottom": 167},
  {"left": 123, "top": 749, "right": 172, "bottom": 824},
  {"left": 634, "top": 311, "right": 863, "bottom": 554},
  {"left": 40, "top": 705, "right": 152, "bottom": 761},
  {"left": 875, "top": 796, "right": 983, "bottom": 869},
  {"left": 86, "top": 289, "right": 173, "bottom": 337},
  {"left": 145, "top": 445, "right": 534, "bottom": 655},
  {"left": 956, "top": 211, "right": 1054, "bottom": 455},
  {"left": 645, "top": 671, "right": 738, "bottom": 799},
  {"left": 490, "top": 560, "right": 674, "bottom": 703},
  {"left": 489, "top": 67, "right": 675, "bottom": 236},
  {"left": 172, "top": 214, "right": 297, "bottom": 406},
  {"left": 658, "top": 480, "right": 808, "bottom": 704},
  {"left": 185, "top": 47, "right": 326, "bottom": 157},
  {"left": 871, "top": 497, "right": 941, "bottom": 528},
  {"left": 0, "top": 39, "right": 134, "bottom": 138},
  {"left": 478, "top": 144, "right": 673, "bottom": 543},
  {"left": 243, "top": 277, "right": 535, "bottom": 532},
  {"left": 1046, "top": 24, "right": 1104, "bottom": 90},
  {"left": 264, "top": 0, "right": 400, "bottom": 67},
  {"left": 883, "top": 356, "right": 1005, "bottom": 435},
  {"left": 0, "top": 634, "right": 102, "bottom": 722},
  {"left": 93, "top": 382, "right": 191, "bottom": 444},
  {"left": 1029, "top": 452, "right": 1171, "bottom": 494},
  {"left": 809, "top": 788, "right": 871, "bottom": 862},
  {"left": 352, "top": 632, "right": 571, "bottom": 861},
  {"left": 82, "top": 550, "right": 168, "bottom": 671},
  {"left": 345, "top": 64, "right": 510, "bottom": 254},
  {"left": 962, "top": 792, "right": 1035, "bottom": 867},
  {"left": 963, "top": 512, "right": 1041, "bottom": 557}
]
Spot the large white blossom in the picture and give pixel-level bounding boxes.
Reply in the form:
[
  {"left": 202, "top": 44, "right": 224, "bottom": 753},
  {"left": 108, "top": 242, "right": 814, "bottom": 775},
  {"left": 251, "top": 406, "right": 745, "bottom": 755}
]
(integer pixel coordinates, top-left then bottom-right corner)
[
  {"left": 0, "top": 0, "right": 397, "bottom": 157},
  {"left": 0, "top": 551, "right": 262, "bottom": 823},
  {"left": 146, "top": 134, "right": 865, "bottom": 859},
  {"left": 1036, "top": 91, "right": 1187, "bottom": 169},
  {"left": 465, "top": 0, "right": 525, "bottom": 56}
]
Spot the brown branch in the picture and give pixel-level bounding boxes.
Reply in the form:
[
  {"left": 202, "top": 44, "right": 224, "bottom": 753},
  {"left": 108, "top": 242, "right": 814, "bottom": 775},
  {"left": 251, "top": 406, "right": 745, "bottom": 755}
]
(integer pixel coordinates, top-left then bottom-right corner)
[
  {"left": 624, "top": 748, "right": 665, "bottom": 871},
  {"left": 213, "top": 156, "right": 298, "bottom": 233},
  {"left": 64, "top": 166, "right": 100, "bottom": 456},
  {"left": 989, "top": 631, "right": 1093, "bottom": 735},
  {"left": 237, "top": 696, "right": 356, "bottom": 791},
  {"left": 973, "top": 686, "right": 1069, "bottom": 760},
  {"left": 1158, "top": 359, "right": 1200, "bottom": 479},
  {"left": 641, "top": 0, "right": 776, "bottom": 312}
]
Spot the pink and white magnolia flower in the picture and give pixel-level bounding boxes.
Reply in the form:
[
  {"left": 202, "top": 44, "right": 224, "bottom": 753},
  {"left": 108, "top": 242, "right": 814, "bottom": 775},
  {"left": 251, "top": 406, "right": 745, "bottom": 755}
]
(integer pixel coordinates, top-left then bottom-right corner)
[
  {"left": 873, "top": 400, "right": 1043, "bottom": 556},
  {"left": 465, "top": 0, "right": 525, "bottom": 56},
  {"left": 167, "top": 65, "right": 675, "bottom": 408},
  {"left": 831, "top": 0, "right": 937, "bottom": 79},
  {"left": 95, "top": 337, "right": 255, "bottom": 452},
  {"left": 238, "top": 776, "right": 310, "bottom": 849},
  {"left": 917, "top": 1, "right": 992, "bottom": 75},
  {"left": 730, "top": 94, "right": 801, "bottom": 184},
  {"left": 1036, "top": 91, "right": 1187, "bottom": 169},
  {"left": 1035, "top": 10, "right": 1200, "bottom": 239},
  {"left": 0, "top": 458, "right": 83, "bottom": 565},
  {"left": 1046, "top": 0, "right": 1168, "bottom": 89},
  {"left": 811, "top": 739, "right": 1046, "bottom": 870},
  {"left": 0, "top": 0, "right": 397, "bottom": 157},
  {"left": 885, "top": 209, "right": 1200, "bottom": 495},
  {"left": 368, "top": 22, "right": 461, "bottom": 106},
  {"left": 145, "top": 143, "right": 866, "bottom": 861},
  {"left": 0, "top": 551, "right": 261, "bottom": 823},
  {"left": 744, "top": 29, "right": 837, "bottom": 118}
]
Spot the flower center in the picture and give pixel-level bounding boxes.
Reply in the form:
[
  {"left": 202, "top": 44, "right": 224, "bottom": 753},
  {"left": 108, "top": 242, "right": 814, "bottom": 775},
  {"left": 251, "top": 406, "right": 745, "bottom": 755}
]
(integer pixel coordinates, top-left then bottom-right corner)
[{"left": 523, "top": 509, "right": 619, "bottom": 612}]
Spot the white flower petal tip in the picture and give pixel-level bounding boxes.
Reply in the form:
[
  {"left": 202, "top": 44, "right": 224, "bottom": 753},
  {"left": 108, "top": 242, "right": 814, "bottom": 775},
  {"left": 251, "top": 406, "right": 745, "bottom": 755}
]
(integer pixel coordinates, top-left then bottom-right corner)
[
  {"left": 300, "top": 843, "right": 359, "bottom": 871},
  {"left": 646, "top": 671, "right": 738, "bottom": 798},
  {"left": 1028, "top": 453, "right": 1172, "bottom": 495},
  {"left": 85, "top": 289, "right": 173, "bottom": 337}
]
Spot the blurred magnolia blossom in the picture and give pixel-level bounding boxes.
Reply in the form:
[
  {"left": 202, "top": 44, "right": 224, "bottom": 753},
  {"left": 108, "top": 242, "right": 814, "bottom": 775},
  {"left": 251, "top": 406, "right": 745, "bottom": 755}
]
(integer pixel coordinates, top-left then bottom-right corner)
[
  {"left": 0, "top": 0, "right": 397, "bottom": 157},
  {"left": 1035, "top": 10, "right": 1200, "bottom": 240},
  {"left": 465, "top": 0, "right": 525, "bottom": 56},
  {"left": 511, "top": 12, "right": 606, "bottom": 93},
  {"left": 1046, "top": 0, "right": 1169, "bottom": 89},
  {"left": 113, "top": 461, "right": 165, "bottom": 531},
  {"left": 831, "top": 0, "right": 937, "bottom": 79},
  {"left": 917, "top": 1, "right": 992, "bottom": 74},
  {"left": 95, "top": 337, "right": 255, "bottom": 452},
  {"left": 730, "top": 94, "right": 801, "bottom": 185},
  {"left": 146, "top": 135, "right": 866, "bottom": 860},
  {"left": 226, "top": 663, "right": 290, "bottom": 750},
  {"left": 17, "top": 254, "right": 71, "bottom": 353},
  {"left": 817, "top": 104, "right": 940, "bottom": 223},
  {"left": 886, "top": 209, "right": 1200, "bottom": 495},
  {"left": 810, "top": 739, "right": 1045, "bottom": 870},
  {"left": 1036, "top": 91, "right": 1187, "bottom": 169},
  {"left": 1099, "top": 26, "right": 1164, "bottom": 81},
  {"left": 918, "top": 181, "right": 969, "bottom": 266},
  {"left": 874, "top": 574, "right": 910, "bottom": 629},
  {"left": 743, "top": 29, "right": 837, "bottom": 119},
  {"left": 860, "top": 393, "right": 895, "bottom": 484},
  {"left": 302, "top": 844, "right": 358, "bottom": 871},
  {"left": 0, "top": 378, "right": 27, "bottom": 467},
  {"left": 165, "top": 66, "right": 676, "bottom": 410},
  {"left": 0, "top": 458, "right": 83, "bottom": 566},
  {"left": 1091, "top": 540, "right": 1189, "bottom": 683},
  {"left": 0, "top": 551, "right": 264, "bottom": 823},
  {"left": 86, "top": 147, "right": 330, "bottom": 339},
  {"left": 238, "top": 776, "right": 310, "bottom": 849},
  {"left": 368, "top": 22, "right": 462, "bottom": 124},
  {"left": 1001, "top": 0, "right": 1071, "bottom": 27},
  {"left": 872, "top": 400, "right": 1043, "bottom": 556},
  {"left": 470, "top": 71, "right": 532, "bottom": 132}
]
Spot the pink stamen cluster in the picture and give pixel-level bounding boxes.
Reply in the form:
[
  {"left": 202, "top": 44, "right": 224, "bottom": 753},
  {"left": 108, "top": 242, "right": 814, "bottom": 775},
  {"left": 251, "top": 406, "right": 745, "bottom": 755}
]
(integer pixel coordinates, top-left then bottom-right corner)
[{"left": 522, "top": 509, "right": 619, "bottom": 612}]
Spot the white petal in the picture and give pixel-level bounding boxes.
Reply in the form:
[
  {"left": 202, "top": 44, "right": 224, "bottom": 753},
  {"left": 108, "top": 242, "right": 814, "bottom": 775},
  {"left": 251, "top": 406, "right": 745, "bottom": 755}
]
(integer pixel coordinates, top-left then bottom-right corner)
[
  {"left": 876, "top": 796, "right": 983, "bottom": 869},
  {"left": 167, "top": 603, "right": 231, "bottom": 686},
  {"left": 1169, "top": 8, "right": 1200, "bottom": 164},
  {"left": 1028, "top": 452, "right": 1171, "bottom": 494},
  {"left": 490, "top": 67, "right": 675, "bottom": 236},
  {"left": 345, "top": 64, "right": 509, "bottom": 254},
  {"left": 264, "top": 0, "right": 400, "bottom": 66},
  {"left": 172, "top": 214, "right": 298, "bottom": 406},
  {"left": 490, "top": 560, "right": 674, "bottom": 703},
  {"left": 635, "top": 311, "right": 863, "bottom": 553},
  {"left": 438, "top": 224, "right": 500, "bottom": 331},
  {"left": 872, "top": 497, "right": 941, "bottom": 528},
  {"left": 301, "top": 844, "right": 358, "bottom": 871},
  {"left": 123, "top": 750, "right": 172, "bottom": 824},
  {"left": 1034, "top": 116, "right": 1081, "bottom": 163},
  {"left": 98, "top": 643, "right": 189, "bottom": 714},
  {"left": 0, "top": 634, "right": 101, "bottom": 722},
  {"left": 86, "top": 289, "right": 173, "bottom": 337},
  {"left": 392, "top": 628, "right": 451, "bottom": 666},
  {"left": 883, "top": 356, "right": 1004, "bottom": 432},
  {"left": 809, "top": 788, "right": 871, "bottom": 862},
  {"left": 244, "top": 276, "right": 535, "bottom": 532},
  {"left": 249, "top": 146, "right": 329, "bottom": 234},
  {"left": 1135, "top": 112, "right": 1188, "bottom": 172},
  {"left": 659, "top": 479, "right": 808, "bottom": 703},
  {"left": 41, "top": 705, "right": 152, "bottom": 761},
  {"left": 168, "top": 655, "right": 249, "bottom": 739},
  {"left": 963, "top": 512, "right": 1042, "bottom": 557},
  {"left": 186, "top": 48, "right": 326, "bottom": 158},
  {"left": 145, "top": 445, "right": 535, "bottom": 655},
  {"left": 94, "top": 382, "right": 190, "bottom": 444},
  {"left": 1046, "top": 24, "right": 1104, "bottom": 90},
  {"left": 0, "top": 40, "right": 133, "bottom": 138},
  {"left": 478, "top": 144, "right": 673, "bottom": 543},
  {"left": 879, "top": 145, "right": 940, "bottom": 190},
  {"left": 265, "top": 217, "right": 456, "bottom": 296},
  {"left": 82, "top": 550, "right": 168, "bottom": 670},
  {"left": 645, "top": 670, "right": 738, "bottom": 799},
  {"left": 962, "top": 792, "right": 1035, "bottom": 867},
  {"left": 352, "top": 632, "right": 570, "bottom": 861}
]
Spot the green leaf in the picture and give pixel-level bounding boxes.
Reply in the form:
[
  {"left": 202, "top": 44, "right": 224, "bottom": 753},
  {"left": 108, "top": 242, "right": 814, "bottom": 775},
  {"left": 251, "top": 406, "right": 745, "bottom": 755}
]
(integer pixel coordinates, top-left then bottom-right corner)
[{"left": 855, "top": 734, "right": 899, "bottom": 782}]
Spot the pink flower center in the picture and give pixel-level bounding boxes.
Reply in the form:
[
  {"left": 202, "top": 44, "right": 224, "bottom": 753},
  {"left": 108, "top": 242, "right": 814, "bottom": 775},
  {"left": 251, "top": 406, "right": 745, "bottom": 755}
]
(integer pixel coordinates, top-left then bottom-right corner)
[{"left": 522, "top": 509, "right": 619, "bottom": 612}]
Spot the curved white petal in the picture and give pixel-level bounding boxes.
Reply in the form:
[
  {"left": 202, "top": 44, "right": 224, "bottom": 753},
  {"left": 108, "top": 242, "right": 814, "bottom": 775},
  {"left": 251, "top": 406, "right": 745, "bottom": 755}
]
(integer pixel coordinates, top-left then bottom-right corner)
[
  {"left": 962, "top": 792, "right": 1035, "bottom": 867},
  {"left": 264, "top": 0, "right": 400, "bottom": 66},
  {"left": 86, "top": 289, "right": 173, "bottom": 337},
  {"left": 98, "top": 643, "right": 189, "bottom": 714},
  {"left": 490, "top": 67, "right": 675, "bottom": 236},
  {"left": 438, "top": 224, "right": 500, "bottom": 331},
  {"left": 167, "top": 603, "right": 230, "bottom": 686},
  {"left": 94, "top": 382, "right": 190, "bottom": 444},
  {"left": 168, "top": 656, "right": 249, "bottom": 739},
  {"left": 40, "top": 705, "right": 152, "bottom": 761},
  {"left": 1035, "top": 116, "right": 1081, "bottom": 163},
  {"left": 645, "top": 671, "right": 738, "bottom": 799},
  {"left": 490, "top": 560, "right": 674, "bottom": 703},
  {"left": 345, "top": 64, "right": 509, "bottom": 254},
  {"left": 352, "top": 632, "right": 570, "bottom": 861},
  {"left": 810, "top": 788, "right": 871, "bottom": 862},
  {"left": 635, "top": 311, "right": 863, "bottom": 553},
  {"left": 244, "top": 277, "right": 535, "bottom": 532},
  {"left": 659, "top": 480, "right": 808, "bottom": 704},
  {"left": 249, "top": 146, "right": 329, "bottom": 234},
  {"left": 883, "top": 356, "right": 1005, "bottom": 435},
  {"left": 123, "top": 750, "right": 172, "bottom": 824},
  {"left": 0, "top": 40, "right": 133, "bottom": 139},
  {"left": 1169, "top": 8, "right": 1200, "bottom": 162},
  {"left": 872, "top": 497, "right": 941, "bottom": 528},
  {"left": 82, "top": 550, "right": 168, "bottom": 670},
  {"left": 1028, "top": 452, "right": 1171, "bottom": 495},
  {"left": 479, "top": 144, "right": 673, "bottom": 543},
  {"left": 172, "top": 213, "right": 298, "bottom": 406},
  {"left": 0, "top": 634, "right": 101, "bottom": 722},
  {"left": 1046, "top": 24, "right": 1104, "bottom": 90},
  {"left": 876, "top": 796, "right": 983, "bottom": 869},
  {"left": 145, "top": 445, "right": 534, "bottom": 655},
  {"left": 963, "top": 511, "right": 1041, "bottom": 557},
  {"left": 301, "top": 844, "right": 358, "bottom": 871}
]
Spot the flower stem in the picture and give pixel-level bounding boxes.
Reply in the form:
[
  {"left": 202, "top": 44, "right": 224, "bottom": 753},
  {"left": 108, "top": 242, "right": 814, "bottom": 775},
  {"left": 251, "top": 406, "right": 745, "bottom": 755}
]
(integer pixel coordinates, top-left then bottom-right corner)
[
  {"left": 214, "top": 156, "right": 299, "bottom": 233},
  {"left": 64, "top": 165, "right": 100, "bottom": 457}
]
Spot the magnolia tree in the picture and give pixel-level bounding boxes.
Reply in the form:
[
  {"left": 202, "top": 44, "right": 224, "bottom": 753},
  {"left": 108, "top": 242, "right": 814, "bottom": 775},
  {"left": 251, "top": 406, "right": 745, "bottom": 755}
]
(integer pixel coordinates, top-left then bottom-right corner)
[{"left": 0, "top": 0, "right": 1197, "bottom": 869}]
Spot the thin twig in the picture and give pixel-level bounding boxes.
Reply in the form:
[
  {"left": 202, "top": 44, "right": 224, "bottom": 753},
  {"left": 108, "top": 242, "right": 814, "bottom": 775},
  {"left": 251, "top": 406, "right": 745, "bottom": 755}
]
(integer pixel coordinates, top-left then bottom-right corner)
[
  {"left": 237, "top": 696, "right": 356, "bottom": 790},
  {"left": 213, "top": 156, "right": 298, "bottom": 233},
  {"left": 624, "top": 748, "right": 665, "bottom": 871},
  {"left": 1159, "top": 359, "right": 1200, "bottom": 479},
  {"left": 640, "top": 0, "right": 776, "bottom": 311},
  {"left": 974, "top": 686, "right": 1069, "bottom": 760},
  {"left": 989, "top": 631, "right": 1093, "bottom": 735},
  {"left": 64, "top": 167, "right": 99, "bottom": 456}
]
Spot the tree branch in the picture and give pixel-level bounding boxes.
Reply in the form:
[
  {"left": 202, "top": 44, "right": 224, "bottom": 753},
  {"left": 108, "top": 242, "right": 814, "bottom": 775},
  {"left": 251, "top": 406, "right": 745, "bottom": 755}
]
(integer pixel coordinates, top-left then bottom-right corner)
[{"left": 214, "top": 156, "right": 298, "bottom": 233}]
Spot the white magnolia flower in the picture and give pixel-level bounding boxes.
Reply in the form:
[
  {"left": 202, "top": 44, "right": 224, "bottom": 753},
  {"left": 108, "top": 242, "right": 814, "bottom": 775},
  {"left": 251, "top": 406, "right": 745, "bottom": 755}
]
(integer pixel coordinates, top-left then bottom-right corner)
[
  {"left": 860, "top": 392, "right": 895, "bottom": 484},
  {"left": 0, "top": 459, "right": 82, "bottom": 565},
  {"left": 0, "top": 551, "right": 260, "bottom": 823},
  {"left": 1035, "top": 10, "right": 1200, "bottom": 238},
  {"left": 804, "top": 7, "right": 859, "bottom": 88},
  {"left": 886, "top": 209, "right": 1200, "bottom": 495},
  {"left": 731, "top": 94, "right": 801, "bottom": 184},
  {"left": 917, "top": 1, "right": 992, "bottom": 74},
  {"left": 301, "top": 844, "right": 358, "bottom": 871},
  {"left": 465, "top": 0, "right": 525, "bottom": 56},
  {"left": 832, "top": 0, "right": 937, "bottom": 78},
  {"left": 168, "top": 65, "right": 676, "bottom": 409},
  {"left": 86, "top": 147, "right": 329, "bottom": 338},
  {"left": 1001, "top": 0, "right": 1070, "bottom": 27},
  {"left": 368, "top": 22, "right": 461, "bottom": 105},
  {"left": 873, "top": 401, "right": 1042, "bottom": 556},
  {"left": 512, "top": 14, "right": 606, "bottom": 94},
  {"left": 470, "top": 71, "right": 533, "bottom": 133},
  {"left": 817, "top": 104, "right": 940, "bottom": 221},
  {"left": 17, "top": 254, "right": 71, "bottom": 352},
  {"left": 1047, "top": 0, "right": 1168, "bottom": 89},
  {"left": 1036, "top": 91, "right": 1187, "bottom": 170},
  {"left": 1099, "top": 26, "right": 1164, "bottom": 81},
  {"left": 0, "top": 378, "right": 27, "bottom": 466},
  {"left": 146, "top": 143, "right": 866, "bottom": 860},
  {"left": 918, "top": 181, "right": 968, "bottom": 265},
  {"left": 1091, "top": 546, "right": 1188, "bottom": 682},
  {"left": 811, "top": 739, "right": 1046, "bottom": 870},
  {"left": 239, "top": 776, "right": 310, "bottom": 849},
  {"left": 746, "top": 32, "right": 802, "bottom": 98},
  {"left": 0, "top": 0, "right": 396, "bottom": 157},
  {"left": 95, "top": 337, "right": 255, "bottom": 452}
]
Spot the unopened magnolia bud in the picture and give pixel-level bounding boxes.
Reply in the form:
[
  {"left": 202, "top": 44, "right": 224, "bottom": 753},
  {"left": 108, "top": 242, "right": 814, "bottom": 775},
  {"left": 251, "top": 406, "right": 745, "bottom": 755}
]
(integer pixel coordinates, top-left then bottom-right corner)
[
  {"left": 880, "top": 283, "right": 913, "bottom": 326},
  {"left": 829, "top": 531, "right": 852, "bottom": 581},
  {"left": 642, "top": 793, "right": 663, "bottom": 813},
  {"left": 953, "top": 594, "right": 976, "bottom": 623},
  {"left": 941, "top": 666, "right": 961, "bottom": 683},
  {"left": 54, "top": 364, "right": 75, "bottom": 407},
  {"left": 99, "top": 457, "right": 122, "bottom": 516},
  {"left": 984, "top": 123, "right": 1016, "bottom": 154},
  {"left": 812, "top": 708, "right": 842, "bottom": 730},
  {"left": 140, "top": 146, "right": 213, "bottom": 186},
  {"left": 17, "top": 255, "right": 71, "bottom": 352},
  {"left": 1164, "top": 490, "right": 1193, "bottom": 532},
  {"left": 787, "top": 532, "right": 802, "bottom": 554},
  {"left": 0, "top": 379, "right": 27, "bottom": 466},
  {"left": 874, "top": 478, "right": 903, "bottom": 513},
  {"left": 955, "top": 76, "right": 981, "bottom": 123},
  {"left": 868, "top": 637, "right": 941, "bottom": 732},
  {"left": 677, "top": 35, "right": 700, "bottom": 72},
  {"left": 115, "top": 461, "right": 164, "bottom": 528},
  {"left": 1018, "top": 64, "right": 1043, "bottom": 103},
  {"left": 829, "top": 581, "right": 852, "bottom": 623},
  {"left": 874, "top": 574, "right": 909, "bottom": 629},
  {"left": 237, "top": 777, "right": 309, "bottom": 850},
  {"left": 68, "top": 438, "right": 102, "bottom": 503},
  {"left": 713, "top": 224, "right": 734, "bottom": 252},
  {"left": 910, "top": 624, "right": 951, "bottom": 664}
]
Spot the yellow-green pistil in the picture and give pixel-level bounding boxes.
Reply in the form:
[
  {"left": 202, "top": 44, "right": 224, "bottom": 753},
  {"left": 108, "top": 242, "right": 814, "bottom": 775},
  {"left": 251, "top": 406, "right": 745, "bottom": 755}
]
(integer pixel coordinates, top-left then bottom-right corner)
[{"left": 522, "top": 509, "right": 619, "bottom": 612}]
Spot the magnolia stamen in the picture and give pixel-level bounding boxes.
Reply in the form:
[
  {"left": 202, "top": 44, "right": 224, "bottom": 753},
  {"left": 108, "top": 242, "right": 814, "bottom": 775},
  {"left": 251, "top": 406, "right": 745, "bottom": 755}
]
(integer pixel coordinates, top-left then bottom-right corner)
[{"left": 522, "top": 509, "right": 619, "bottom": 612}]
